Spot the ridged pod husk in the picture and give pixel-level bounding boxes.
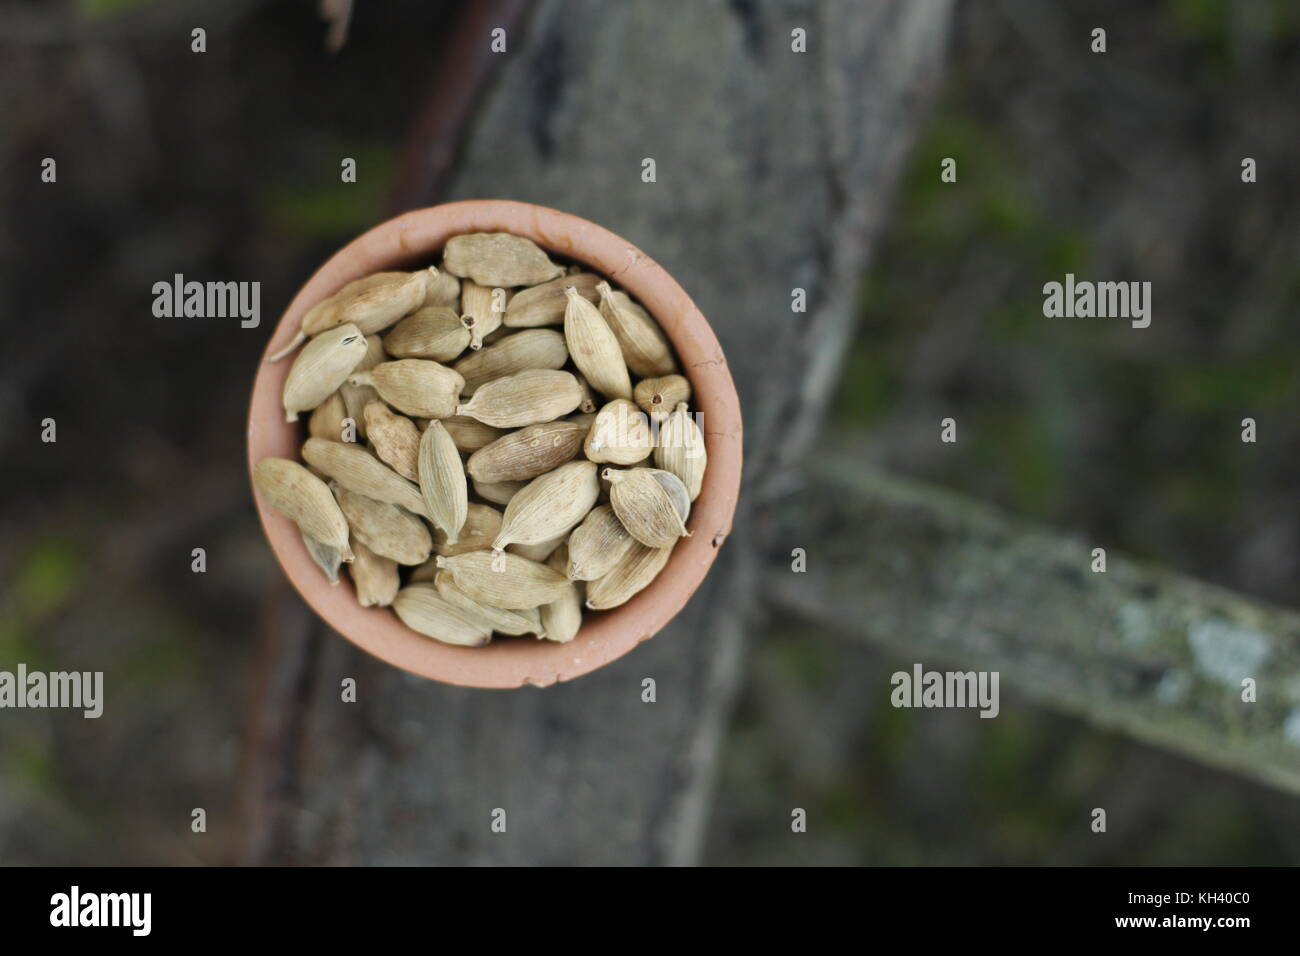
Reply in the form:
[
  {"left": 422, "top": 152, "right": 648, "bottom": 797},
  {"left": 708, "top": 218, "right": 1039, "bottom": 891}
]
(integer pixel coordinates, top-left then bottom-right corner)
[
  {"left": 564, "top": 286, "right": 631, "bottom": 400},
  {"left": 282, "top": 323, "right": 367, "bottom": 422},
  {"left": 301, "top": 530, "right": 343, "bottom": 584},
  {"left": 595, "top": 281, "right": 677, "bottom": 378},
  {"left": 573, "top": 373, "right": 598, "bottom": 413},
  {"left": 460, "top": 280, "right": 506, "bottom": 349},
  {"left": 634, "top": 374, "right": 692, "bottom": 423},
  {"left": 540, "top": 546, "right": 583, "bottom": 644},
  {"left": 331, "top": 482, "right": 432, "bottom": 565},
  {"left": 418, "top": 420, "right": 467, "bottom": 545},
  {"left": 308, "top": 391, "right": 348, "bottom": 442},
  {"left": 504, "top": 272, "right": 601, "bottom": 328},
  {"left": 301, "top": 437, "right": 428, "bottom": 518},
  {"left": 455, "top": 369, "right": 583, "bottom": 428},
  {"left": 434, "top": 570, "right": 544, "bottom": 637},
  {"left": 604, "top": 467, "right": 691, "bottom": 548},
  {"left": 339, "top": 333, "right": 386, "bottom": 440},
  {"left": 363, "top": 401, "right": 420, "bottom": 481},
  {"left": 253, "top": 457, "right": 354, "bottom": 560},
  {"left": 566, "top": 504, "right": 635, "bottom": 581},
  {"left": 472, "top": 477, "right": 525, "bottom": 506},
  {"left": 349, "top": 540, "right": 399, "bottom": 607},
  {"left": 439, "top": 415, "right": 505, "bottom": 453},
  {"left": 466, "top": 420, "right": 587, "bottom": 484},
  {"left": 431, "top": 501, "right": 503, "bottom": 557},
  {"left": 392, "top": 584, "right": 492, "bottom": 646},
  {"left": 350, "top": 359, "right": 464, "bottom": 419},
  {"left": 585, "top": 542, "right": 673, "bottom": 610},
  {"left": 452, "top": 329, "right": 568, "bottom": 395},
  {"left": 493, "top": 461, "right": 599, "bottom": 551},
  {"left": 434, "top": 551, "right": 569, "bottom": 610},
  {"left": 507, "top": 532, "right": 567, "bottom": 564},
  {"left": 269, "top": 270, "right": 428, "bottom": 361},
  {"left": 584, "top": 398, "right": 654, "bottom": 465},
  {"left": 423, "top": 266, "right": 461, "bottom": 309},
  {"left": 382, "top": 305, "right": 472, "bottom": 362},
  {"left": 654, "top": 402, "right": 707, "bottom": 502},
  {"left": 442, "top": 232, "right": 562, "bottom": 287}
]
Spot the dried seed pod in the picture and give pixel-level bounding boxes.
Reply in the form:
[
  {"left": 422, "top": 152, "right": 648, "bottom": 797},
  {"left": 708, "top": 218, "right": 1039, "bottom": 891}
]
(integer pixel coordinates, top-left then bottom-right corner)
[
  {"left": 584, "top": 398, "right": 654, "bottom": 465},
  {"left": 603, "top": 467, "right": 691, "bottom": 548},
  {"left": 573, "top": 372, "right": 598, "bottom": 413},
  {"left": 493, "top": 461, "right": 600, "bottom": 551},
  {"left": 595, "top": 281, "right": 676, "bottom": 378},
  {"left": 504, "top": 272, "right": 602, "bottom": 328},
  {"left": 349, "top": 540, "right": 399, "bottom": 607},
  {"left": 466, "top": 420, "right": 587, "bottom": 484},
  {"left": 301, "top": 531, "right": 343, "bottom": 584},
  {"left": 455, "top": 369, "right": 582, "bottom": 428},
  {"left": 269, "top": 270, "right": 428, "bottom": 361},
  {"left": 382, "top": 306, "right": 472, "bottom": 362},
  {"left": 339, "top": 334, "right": 386, "bottom": 440},
  {"left": 442, "top": 232, "right": 562, "bottom": 287},
  {"left": 434, "top": 570, "right": 544, "bottom": 637},
  {"left": 308, "top": 391, "right": 348, "bottom": 442},
  {"left": 423, "top": 265, "right": 461, "bottom": 308},
  {"left": 452, "top": 328, "right": 568, "bottom": 395},
  {"left": 253, "top": 457, "right": 353, "bottom": 560},
  {"left": 332, "top": 483, "right": 432, "bottom": 565},
  {"left": 350, "top": 359, "right": 464, "bottom": 419},
  {"left": 472, "top": 477, "right": 526, "bottom": 506},
  {"left": 393, "top": 584, "right": 492, "bottom": 646},
  {"left": 282, "top": 323, "right": 367, "bottom": 422},
  {"left": 564, "top": 286, "right": 632, "bottom": 400},
  {"left": 418, "top": 420, "right": 467, "bottom": 545},
  {"left": 408, "top": 556, "right": 438, "bottom": 583},
  {"left": 302, "top": 437, "right": 428, "bottom": 518},
  {"left": 585, "top": 542, "right": 673, "bottom": 610},
  {"left": 434, "top": 552, "right": 569, "bottom": 610},
  {"left": 432, "top": 502, "right": 503, "bottom": 556},
  {"left": 440, "top": 415, "right": 505, "bottom": 453},
  {"left": 566, "top": 504, "right": 635, "bottom": 581},
  {"left": 539, "top": 556, "right": 583, "bottom": 643},
  {"left": 507, "top": 533, "right": 567, "bottom": 564},
  {"left": 363, "top": 401, "right": 420, "bottom": 481},
  {"left": 634, "top": 374, "right": 692, "bottom": 423},
  {"left": 654, "top": 402, "right": 707, "bottom": 501},
  {"left": 568, "top": 412, "right": 597, "bottom": 430},
  {"left": 460, "top": 281, "right": 508, "bottom": 349}
]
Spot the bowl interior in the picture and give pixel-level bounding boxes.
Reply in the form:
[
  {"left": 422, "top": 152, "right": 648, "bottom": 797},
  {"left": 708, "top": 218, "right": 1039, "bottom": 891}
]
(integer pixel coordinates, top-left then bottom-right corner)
[{"left": 247, "top": 200, "right": 742, "bottom": 688}]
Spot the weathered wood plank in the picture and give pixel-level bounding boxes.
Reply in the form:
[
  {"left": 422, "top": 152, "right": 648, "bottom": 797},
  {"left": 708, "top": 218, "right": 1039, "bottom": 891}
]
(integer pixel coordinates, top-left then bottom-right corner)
[
  {"left": 770, "top": 452, "right": 1300, "bottom": 795},
  {"left": 243, "top": 0, "right": 953, "bottom": 864}
]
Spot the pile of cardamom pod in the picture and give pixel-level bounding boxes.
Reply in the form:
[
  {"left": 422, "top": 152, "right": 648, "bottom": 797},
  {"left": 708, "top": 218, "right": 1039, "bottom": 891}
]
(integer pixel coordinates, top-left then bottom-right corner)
[{"left": 254, "top": 232, "right": 706, "bottom": 647}]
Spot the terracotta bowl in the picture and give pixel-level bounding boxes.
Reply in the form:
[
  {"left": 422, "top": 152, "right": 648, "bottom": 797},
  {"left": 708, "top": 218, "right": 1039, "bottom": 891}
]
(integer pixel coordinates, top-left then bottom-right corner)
[{"left": 247, "top": 200, "right": 743, "bottom": 688}]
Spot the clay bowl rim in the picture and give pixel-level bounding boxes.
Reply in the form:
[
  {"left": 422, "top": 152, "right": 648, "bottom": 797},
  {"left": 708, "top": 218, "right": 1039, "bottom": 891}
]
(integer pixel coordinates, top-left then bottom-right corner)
[{"left": 247, "top": 199, "right": 743, "bottom": 689}]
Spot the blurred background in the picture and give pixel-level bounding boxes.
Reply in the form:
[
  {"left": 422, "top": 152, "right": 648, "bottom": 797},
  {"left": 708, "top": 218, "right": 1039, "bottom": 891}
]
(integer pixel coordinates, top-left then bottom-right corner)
[{"left": 1, "top": 0, "right": 1297, "bottom": 864}]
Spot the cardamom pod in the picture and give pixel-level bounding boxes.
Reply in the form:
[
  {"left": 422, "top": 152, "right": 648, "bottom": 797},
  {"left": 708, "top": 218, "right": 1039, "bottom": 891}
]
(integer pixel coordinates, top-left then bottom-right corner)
[
  {"left": 301, "top": 437, "right": 428, "bottom": 518},
  {"left": 452, "top": 329, "right": 568, "bottom": 395},
  {"left": 339, "top": 333, "right": 386, "bottom": 439},
  {"left": 493, "top": 461, "right": 600, "bottom": 551},
  {"left": 301, "top": 530, "right": 343, "bottom": 584},
  {"left": 434, "top": 551, "right": 570, "bottom": 610},
  {"left": 423, "top": 265, "right": 461, "bottom": 309},
  {"left": 539, "top": 545, "right": 583, "bottom": 643},
  {"left": 595, "top": 281, "right": 677, "bottom": 378},
  {"left": 349, "top": 359, "right": 464, "bottom": 419},
  {"left": 434, "top": 570, "right": 545, "bottom": 637},
  {"left": 566, "top": 504, "right": 635, "bottom": 581},
  {"left": 564, "top": 286, "right": 632, "bottom": 400},
  {"left": 654, "top": 402, "right": 707, "bottom": 501},
  {"left": 504, "top": 272, "right": 601, "bottom": 328},
  {"left": 382, "top": 305, "right": 472, "bottom": 362},
  {"left": 332, "top": 482, "right": 432, "bottom": 565},
  {"left": 472, "top": 477, "right": 526, "bottom": 506},
  {"left": 508, "top": 532, "right": 568, "bottom": 564},
  {"left": 585, "top": 542, "right": 673, "bottom": 610},
  {"left": 584, "top": 398, "right": 654, "bottom": 465},
  {"left": 634, "top": 374, "right": 692, "bottom": 423},
  {"left": 573, "top": 372, "right": 598, "bottom": 413},
  {"left": 604, "top": 466, "right": 691, "bottom": 548},
  {"left": 455, "top": 369, "right": 583, "bottom": 428},
  {"left": 440, "top": 415, "right": 505, "bottom": 453},
  {"left": 349, "top": 539, "right": 399, "bottom": 608},
  {"left": 282, "top": 323, "right": 367, "bottom": 422},
  {"left": 363, "top": 401, "right": 420, "bottom": 481},
  {"left": 418, "top": 420, "right": 467, "bottom": 545},
  {"left": 308, "top": 391, "right": 348, "bottom": 442},
  {"left": 268, "top": 270, "right": 428, "bottom": 361},
  {"left": 442, "top": 232, "right": 562, "bottom": 287},
  {"left": 393, "top": 584, "right": 492, "bottom": 646},
  {"left": 432, "top": 501, "right": 503, "bottom": 556},
  {"left": 460, "top": 281, "right": 507, "bottom": 349},
  {"left": 466, "top": 420, "right": 587, "bottom": 483},
  {"left": 253, "top": 457, "right": 354, "bottom": 560}
]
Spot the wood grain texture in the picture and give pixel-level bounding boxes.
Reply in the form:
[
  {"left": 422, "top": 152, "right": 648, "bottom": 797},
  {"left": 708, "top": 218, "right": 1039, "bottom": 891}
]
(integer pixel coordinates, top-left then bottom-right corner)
[{"left": 242, "top": 0, "right": 953, "bottom": 864}]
